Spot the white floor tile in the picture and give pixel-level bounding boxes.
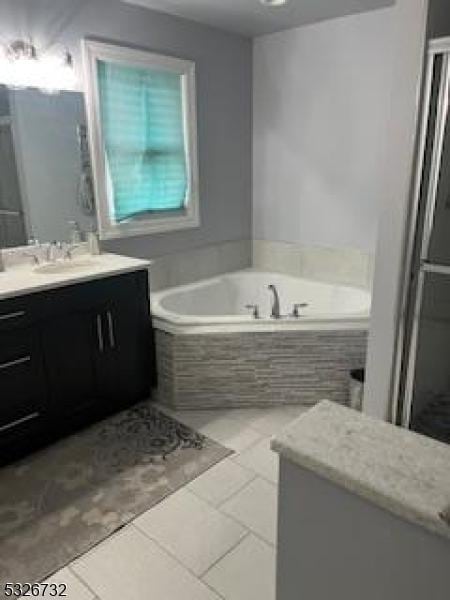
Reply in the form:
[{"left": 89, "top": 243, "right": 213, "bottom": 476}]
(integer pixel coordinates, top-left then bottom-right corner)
[
  {"left": 203, "top": 534, "right": 276, "bottom": 600},
  {"left": 198, "top": 417, "right": 263, "bottom": 452},
  {"left": 72, "top": 526, "right": 220, "bottom": 600},
  {"left": 248, "top": 406, "right": 309, "bottom": 436},
  {"left": 233, "top": 436, "right": 279, "bottom": 483},
  {"left": 221, "top": 408, "right": 269, "bottom": 427},
  {"left": 221, "top": 477, "right": 278, "bottom": 545},
  {"left": 156, "top": 405, "right": 309, "bottom": 447},
  {"left": 160, "top": 409, "right": 263, "bottom": 452},
  {"left": 187, "top": 458, "right": 256, "bottom": 507},
  {"left": 20, "top": 568, "right": 94, "bottom": 600},
  {"left": 134, "top": 488, "right": 247, "bottom": 576}
]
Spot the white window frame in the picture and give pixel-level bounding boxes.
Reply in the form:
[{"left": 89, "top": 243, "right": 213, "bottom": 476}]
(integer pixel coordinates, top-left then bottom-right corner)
[{"left": 81, "top": 39, "right": 200, "bottom": 240}]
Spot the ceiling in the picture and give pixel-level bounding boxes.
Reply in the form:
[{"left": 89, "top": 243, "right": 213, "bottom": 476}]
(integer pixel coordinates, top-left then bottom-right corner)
[{"left": 121, "top": 0, "right": 394, "bottom": 37}]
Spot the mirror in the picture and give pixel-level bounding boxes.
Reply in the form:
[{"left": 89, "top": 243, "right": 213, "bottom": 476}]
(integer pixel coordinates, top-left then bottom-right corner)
[{"left": 0, "top": 85, "right": 96, "bottom": 249}]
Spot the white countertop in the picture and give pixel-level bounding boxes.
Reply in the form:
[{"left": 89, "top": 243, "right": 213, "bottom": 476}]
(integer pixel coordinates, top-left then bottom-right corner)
[
  {"left": 0, "top": 253, "right": 151, "bottom": 300},
  {"left": 272, "top": 401, "right": 450, "bottom": 541}
]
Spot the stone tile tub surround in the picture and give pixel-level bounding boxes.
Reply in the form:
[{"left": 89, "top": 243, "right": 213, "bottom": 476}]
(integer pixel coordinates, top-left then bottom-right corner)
[
  {"left": 156, "top": 329, "right": 368, "bottom": 409},
  {"left": 272, "top": 401, "right": 450, "bottom": 541},
  {"left": 253, "top": 240, "right": 374, "bottom": 291},
  {"left": 152, "top": 270, "right": 370, "bottom": 409},
  {"left": 148, "top": 239, "right": 252, "bottom": 291},
  {"left": 117, "top": 239, "right": 370, "bottom": 292}
]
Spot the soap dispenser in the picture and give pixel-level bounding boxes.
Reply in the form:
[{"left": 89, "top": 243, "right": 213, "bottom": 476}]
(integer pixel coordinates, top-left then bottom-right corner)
[
  {"left": 87, "top": 230, "right": 101, "bottom": 256},
  {"left": 68, "top": 221, "right": 82, "bottom": 244}
]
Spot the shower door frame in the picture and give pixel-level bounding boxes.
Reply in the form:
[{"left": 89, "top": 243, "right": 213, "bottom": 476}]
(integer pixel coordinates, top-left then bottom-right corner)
[{"left": 392, "top": 37, "right": 450, "bottom": 429}]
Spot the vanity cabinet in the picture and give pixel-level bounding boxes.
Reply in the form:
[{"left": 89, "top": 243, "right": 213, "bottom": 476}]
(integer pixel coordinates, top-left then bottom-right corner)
[
  {"left": 0, "top": 327, "right": 47, "bottom": 436},
  {"left": 0, "top": 270, "right": 153, "bottom": 462}
]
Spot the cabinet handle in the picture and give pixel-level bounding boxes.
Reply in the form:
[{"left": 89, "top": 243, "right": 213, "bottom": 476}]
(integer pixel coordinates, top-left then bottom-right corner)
[
  {"left": 96, "top": 314, "right": 104, "bottom": 353},
  {"left": 0, "top": 356, "right": 31, "bottom": 370},
  {"left": 0, "top": 310, "right": 25, "bottom": 321},
  {"left": 106, "top": 310, "right": 116, "bottom": 349},
  {"left": 0, "top": 411, "right": 39, "bottom": 434}
]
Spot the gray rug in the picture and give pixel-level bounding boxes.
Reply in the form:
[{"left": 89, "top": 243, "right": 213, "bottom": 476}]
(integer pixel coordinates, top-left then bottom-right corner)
[{"left": 0, "top": 402, "right": 231, "bottom": 587}]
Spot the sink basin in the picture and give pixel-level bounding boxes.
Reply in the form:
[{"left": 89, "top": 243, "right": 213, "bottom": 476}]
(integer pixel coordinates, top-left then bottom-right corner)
[{"left": 34, "top": 258, "right": 98, "bottom": 275}]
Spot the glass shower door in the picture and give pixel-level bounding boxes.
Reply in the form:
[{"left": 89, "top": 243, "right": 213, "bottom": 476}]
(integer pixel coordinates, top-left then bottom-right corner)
[{"left": 400, "top": 44, "right": 450, "bottom": 443}]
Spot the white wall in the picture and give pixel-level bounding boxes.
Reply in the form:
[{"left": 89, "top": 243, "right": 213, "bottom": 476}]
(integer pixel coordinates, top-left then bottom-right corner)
[
  {"left": 252, "top": 9, "right": 395, "bottom": 254},
  {"left": 253, "top": 1, "right": 430, "bottom": 421},
  {"left": 364, "top": 0, "right": 429, "bottom": 420}
]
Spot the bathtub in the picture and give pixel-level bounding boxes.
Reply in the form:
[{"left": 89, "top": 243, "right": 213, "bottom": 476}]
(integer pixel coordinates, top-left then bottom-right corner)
[
  {"left": 152, "top": 270, "right": 370, "bottom": 333},
  {"left": 151, "top": 270, "right": 371, "bottom": 409}
]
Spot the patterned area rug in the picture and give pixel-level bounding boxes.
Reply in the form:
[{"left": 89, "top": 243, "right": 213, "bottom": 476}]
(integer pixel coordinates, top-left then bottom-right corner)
[{"left": 0, "top": 402, "right": 231, "bottom": 587}]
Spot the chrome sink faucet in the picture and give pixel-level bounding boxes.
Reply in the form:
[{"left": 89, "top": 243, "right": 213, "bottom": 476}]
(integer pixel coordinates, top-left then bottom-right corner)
[
  {"left": 22, "top": 250, "right": 41, "bottom": 265},
  {"left": 61, "top": 242, "right": 81, "bottom": 260},
  {"left": 268, "top": 284, "right": 281, "bottom": 319}
]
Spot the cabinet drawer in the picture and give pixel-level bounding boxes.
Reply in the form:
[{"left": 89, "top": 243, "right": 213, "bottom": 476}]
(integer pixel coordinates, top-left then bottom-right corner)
[
  {"left": 40, "top": 271, "right": 148, "bottom": 318},
  {"left": 0, "top": 328, "right": 46, "bottom": 433},
  {"left": 0, "top": 293, "right": 43, "bottom": 333}
]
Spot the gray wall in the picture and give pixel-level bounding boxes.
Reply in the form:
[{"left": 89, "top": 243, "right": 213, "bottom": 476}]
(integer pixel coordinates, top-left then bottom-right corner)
[
  {"left": 277, "top": 459, "right": 450, "bottom": 600},
  {"left": 0, "top": 0, "right": 252, "bottom": 259}
]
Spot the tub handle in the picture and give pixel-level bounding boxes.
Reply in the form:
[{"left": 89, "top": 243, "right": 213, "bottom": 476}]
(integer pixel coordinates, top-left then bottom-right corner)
[
  {"left": 245, "top": 304, "right": 260, "bottom": 319},
  {"left": 291, "top": 303, "right": 309, "bottom": 318}
]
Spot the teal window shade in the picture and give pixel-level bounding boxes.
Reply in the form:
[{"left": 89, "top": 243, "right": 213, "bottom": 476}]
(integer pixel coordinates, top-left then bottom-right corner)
[{"left": 97, "top": 60, "right": 188, "bottom": 222}]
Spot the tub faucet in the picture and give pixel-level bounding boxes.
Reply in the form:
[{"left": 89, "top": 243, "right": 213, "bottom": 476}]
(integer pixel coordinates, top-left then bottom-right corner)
[
  {"left": 246, "top": 304, "right": 260, "bottom": 319},
  {"left": 268, "top": 284, "right": 281, "bottom": 319},
  {"left": 291, "top": 303, "right": 309, "bottom": 318}
]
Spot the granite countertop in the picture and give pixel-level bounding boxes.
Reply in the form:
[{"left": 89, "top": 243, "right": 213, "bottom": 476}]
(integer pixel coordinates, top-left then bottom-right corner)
[
  {"left": 271, "top": 400, "right": 450, "bottom": 541},
  {"left": 0, "top": 253, "right": 151, "bottom": 300}
]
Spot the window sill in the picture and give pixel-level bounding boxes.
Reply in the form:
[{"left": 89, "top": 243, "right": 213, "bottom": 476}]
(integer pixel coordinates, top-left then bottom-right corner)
[{"left": 98, "top": 210, "right": 201, "bottom": 240}]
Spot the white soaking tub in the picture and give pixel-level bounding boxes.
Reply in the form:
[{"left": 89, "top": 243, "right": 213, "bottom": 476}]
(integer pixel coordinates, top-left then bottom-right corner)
[
  {"left": 151, "top": 270, "right": 370, "bottom": 334},
  {"left": 151, "top": 270, "right": 371, "bottom": 409}
]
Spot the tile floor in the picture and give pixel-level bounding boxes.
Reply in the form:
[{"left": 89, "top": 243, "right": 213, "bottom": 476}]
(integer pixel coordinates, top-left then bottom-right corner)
[{"left": 38, "top": 404, "right": 308, "bottom": 600}]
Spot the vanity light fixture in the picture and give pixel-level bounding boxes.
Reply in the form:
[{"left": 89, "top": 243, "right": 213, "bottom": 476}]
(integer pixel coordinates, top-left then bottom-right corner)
[
  {"left": 39, "top": 51, "right": 76, "bottom": 94},
  {"left": 260, "top": 0, "right": 289, "bottom": 6},
  {"left": 1, "top": 40, "right": 38, "bottom": 90},
  {"left": 0, "top": 40, "right": 76, "bottom": 93}
]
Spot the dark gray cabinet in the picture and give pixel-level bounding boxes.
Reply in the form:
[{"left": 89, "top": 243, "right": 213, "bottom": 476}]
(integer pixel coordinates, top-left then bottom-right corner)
[
  {"left": 0, "top": 270, "right": 153, "bottom": 462},
  {"left": 0, "top": 327, "right": 47, "bottom": 434}
]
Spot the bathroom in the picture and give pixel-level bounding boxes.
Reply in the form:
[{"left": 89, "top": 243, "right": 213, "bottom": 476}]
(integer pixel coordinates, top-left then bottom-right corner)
[{"left": 0, "top": 0, "right": 449, "bottom": 598}]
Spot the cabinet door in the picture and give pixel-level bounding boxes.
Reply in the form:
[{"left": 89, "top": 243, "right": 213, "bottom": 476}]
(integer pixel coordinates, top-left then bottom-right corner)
[
  {"left": 0, "top": 327, "right": 47, "bottom": 435},
  {"left": 100, "top": 272, "right": 152, "bottom": 407},
  {"left": 41, "top": 270, "right": 152, "bottom": 418},
  {"left": 42, "top": 308, "right": 105, "bottom": 417}
]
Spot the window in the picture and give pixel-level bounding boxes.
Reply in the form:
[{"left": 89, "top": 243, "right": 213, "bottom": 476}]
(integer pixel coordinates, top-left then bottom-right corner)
[{"left": 82, "top": 40, "right": 199, "bottom": 239}]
